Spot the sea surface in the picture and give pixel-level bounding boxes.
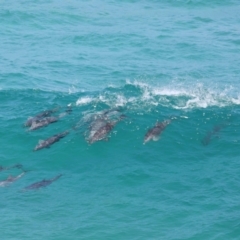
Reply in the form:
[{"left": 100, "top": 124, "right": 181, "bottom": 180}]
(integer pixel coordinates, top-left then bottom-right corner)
[{"left": 1, "top": 0, "right": 240, "bottom": 239}]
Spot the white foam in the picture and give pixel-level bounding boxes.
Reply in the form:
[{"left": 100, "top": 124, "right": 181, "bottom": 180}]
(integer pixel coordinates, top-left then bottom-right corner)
[
  {"left": 152, "top": 87, "right": 189, "bottom": 97},
  {"left": 231, "top": 95, "right": 240, "bottom": 105},
  {"left": 115, "top": 95, "right": 127, "bottom": 107},
  {"left": 124, "top": 80, "right": 240, "bottom": 109},
  {"left": 75, "top": 80, "right": 240, "bottom": 110},
  {"left": 76, "top": 96, "right": 94, "bottom": 106}
]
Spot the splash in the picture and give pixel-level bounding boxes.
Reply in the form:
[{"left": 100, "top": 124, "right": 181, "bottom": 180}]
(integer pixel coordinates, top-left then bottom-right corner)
[
  {"left": 124, "top": 80, "right": 240, "bottom": 109},
  {"left": 75, "top": 80, "right": 240, "bottom": 110},
  {"left": 76, "top": 96, "right": 94, "bottom": 106}
]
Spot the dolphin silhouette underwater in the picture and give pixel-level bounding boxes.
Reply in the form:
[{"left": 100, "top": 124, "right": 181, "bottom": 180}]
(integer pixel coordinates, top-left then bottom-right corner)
[
  {"left": 29, "top": 116, "right": 59, "bottom": 131},
  {"left": 144, "top": 119, "right": 171, "bottom": 144},
  {"left": 87, "top": 114, "right": 126, "bottom": 144},
  {"left": 0, "top": 171, "right": 26, "bottom": 187},
  {"left": 34, "top": 130, "right": 69, "bottom": 151},
  {"left": 25, "top": 108, "right": 59, "bottom": 127},
  {"left": 74, "top": 107, "right": 123, "bottom": 131},
  {"left": 201, "top": 123, "right": 227, "bottom": 146},
  {"left": 23, "top": 174, "right": 62, "bottom": 190},
  {"left": 87, "top": 121, "right": 117, "bottom": 144},
  {"left": 0, "top": 164, "right": 23, "bottom": 172},
  {"left": 25, "top": 106, "right": 72, "bottom": 131}
]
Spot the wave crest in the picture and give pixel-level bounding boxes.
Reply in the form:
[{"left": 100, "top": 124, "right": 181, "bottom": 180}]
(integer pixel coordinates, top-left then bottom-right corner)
[{"left": 75, "top": 81, "right": 240, "bottom": 110}]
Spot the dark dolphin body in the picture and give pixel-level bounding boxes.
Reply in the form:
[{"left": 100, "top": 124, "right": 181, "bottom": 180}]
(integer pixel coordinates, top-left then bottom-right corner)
[
  {"left": 0, "top": 164, "right": 23, "bottom": 172},
  {"left": 25, "top": 106, "right": 71, "bottom": 130},
  {"left": 89, "top": 118, "right": 108, "bottom": 133},
  {"left": 201, "top": 123, "right": 226, "bottom": 146},
  {"left": 87, "top": 114, "right": 125, "bottom": 144},
  {"left": 29, "top": 116, "right": 58, "bottom": 131},
  {"left": 34, "top": 131, "right": 69, "bottom": 151},
  {"left": 23, "top": 174, "right": 62, "bottom": 190},
  {"left": 144, "top": 120, "right": 171, "bottom": 144},
  {"left": 75, "top": 107, "right": 123, "bottom": 131},
  {"left": 88, "top": 121, "right": 116, "bottom": 144},
  {"left": 25, "top": 108, "right": 59, "bottom": 127}
]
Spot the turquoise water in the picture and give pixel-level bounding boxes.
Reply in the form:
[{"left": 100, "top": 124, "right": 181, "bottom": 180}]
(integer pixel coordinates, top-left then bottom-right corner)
[{"left": 1, "top": 1, "right": 240, "bottom": 239}]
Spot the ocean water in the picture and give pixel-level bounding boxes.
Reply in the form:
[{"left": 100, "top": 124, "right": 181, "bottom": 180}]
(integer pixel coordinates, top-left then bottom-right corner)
[{"left": 1, "top": 0, "right": 240, "bottom": 239}]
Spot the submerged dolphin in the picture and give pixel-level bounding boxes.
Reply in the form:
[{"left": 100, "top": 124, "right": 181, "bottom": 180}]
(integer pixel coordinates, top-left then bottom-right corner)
[
  {"left": 29, "top": 116, "right": 58, "bottom": 131},
  {"left": 144, "top": 119, "right": 171, "bottom": 144},
  {"left": 26, "top": 106, "right": 71, "bottom": 130},
  {"left": 23, "top": 174, "right": 62, "bottom": 190},
  {"left": 34, "top": 131, "right": 69, "bottom": 151},
  {"left": 201, "top": 123, "right": 226, "bottom": 146},
  {"left": 88, "top": 121, "right": 116, "bottom": 144},
  {"left": 29, "top": 117, "right": 58, "bottom": 130},
  {"left": 25, "top": 108, "right": 59, "bottom": 127},
  {"left": 87, "top": 114, "right": 126, "bottom": 144},
  {"left": 0, "top": 164, "right": 23, "bottom": 172},
  {"left": 89, "top": 118, "right": 108, "bottom": 134},
  {"left": 74, "top": 107, "right": 123, "bottom": 131},
  {"left": 0, "top": 172, "right": 26, "bottom": 187}
]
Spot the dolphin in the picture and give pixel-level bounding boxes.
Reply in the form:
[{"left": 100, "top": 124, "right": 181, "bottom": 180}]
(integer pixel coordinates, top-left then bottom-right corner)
[
  {"left": 25, "top": 108, "right": 59, "bottom": 127},
  {"left": 34, "top": 131, "right": 69, "bottom": 151},
  {"left": 201, "top": 123, "right": 226, "bottom": 146},
  {"left": 87, "top": 117, "right": 125, "bottom": 144},
  {"left": 88, "top": 121, "right": 116, "bottom": 144},
  {"left": 82, "top": 114, "right": 109, "bottom": 141},
  {"left": 29, "top": 107, "right": 72, "bottom": 131},
  {"left": 86, "top": 119, "right": 106, "bottom": 142},
  {"left": 86, "top": 111, "right": 114, "bottom": 133},
  {"left": 0, "top": 172, "right": 26, "bottom": 187},
  {"left": 0, "top": 164, "right": 23, "bottom": 172},
  {"left": 74, "top": 107, "right": 122, "bottom": 132},
  {"left": 29, "top": 116, "right": 58, "bottom": 131},
  {"left": 144, "top": 119, "right": 171, "bottom": 144},
  {"left": 23, "top": 174, "right": 62, "bottom": 190},
  {"left": 89, "top": 118, "right": 108, "bottom": 133}
]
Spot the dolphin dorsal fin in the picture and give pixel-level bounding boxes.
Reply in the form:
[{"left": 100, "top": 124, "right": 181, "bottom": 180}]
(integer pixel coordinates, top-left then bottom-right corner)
[{"left": 7, "top": 175, "right": 14, "bottom": 180}]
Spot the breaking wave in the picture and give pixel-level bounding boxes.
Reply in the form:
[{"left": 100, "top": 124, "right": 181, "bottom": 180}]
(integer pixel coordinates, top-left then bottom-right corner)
[{"left": 75, "top": 80, "right": 240, "bottom": 110}]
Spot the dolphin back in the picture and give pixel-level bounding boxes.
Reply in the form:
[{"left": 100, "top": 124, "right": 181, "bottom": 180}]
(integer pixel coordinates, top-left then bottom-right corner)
[
  {"left": 23, "top": 174, "right": 62, "bottom": 190},
  {"left": 58, "top": 131, "right": 69, "bottom": 138}
]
